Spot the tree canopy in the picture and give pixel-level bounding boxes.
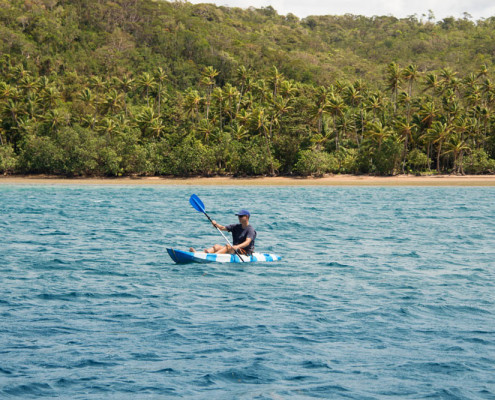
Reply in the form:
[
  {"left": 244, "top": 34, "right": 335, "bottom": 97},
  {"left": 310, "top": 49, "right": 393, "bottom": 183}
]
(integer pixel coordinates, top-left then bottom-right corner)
[{"left": 1, "top": 0, "right": 494, "bottom": 176}]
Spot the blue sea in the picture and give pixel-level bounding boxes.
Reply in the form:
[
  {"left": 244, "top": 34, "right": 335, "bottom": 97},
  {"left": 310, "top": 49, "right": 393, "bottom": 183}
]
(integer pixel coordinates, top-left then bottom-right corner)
[{"left": 1, "top": 185, "right": 494, "bottom": 399}]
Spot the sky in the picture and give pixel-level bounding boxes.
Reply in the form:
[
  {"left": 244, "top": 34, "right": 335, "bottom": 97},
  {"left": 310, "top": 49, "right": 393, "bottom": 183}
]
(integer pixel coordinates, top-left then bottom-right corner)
[{"left": 186, "top": 0, "right": 495, "bottom": 21}]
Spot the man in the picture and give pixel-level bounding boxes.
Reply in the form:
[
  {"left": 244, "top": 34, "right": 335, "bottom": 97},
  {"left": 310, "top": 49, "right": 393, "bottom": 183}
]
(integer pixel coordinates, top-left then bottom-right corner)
[{"left": 190, "top": 209, "right": 256, "bottom": 255}]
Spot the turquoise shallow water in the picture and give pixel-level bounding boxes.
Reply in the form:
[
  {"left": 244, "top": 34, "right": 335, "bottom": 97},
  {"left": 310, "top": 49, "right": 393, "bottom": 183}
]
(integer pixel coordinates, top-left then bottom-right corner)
[{"left": 1, "top": 185, "right": 494, "bottom": 399}]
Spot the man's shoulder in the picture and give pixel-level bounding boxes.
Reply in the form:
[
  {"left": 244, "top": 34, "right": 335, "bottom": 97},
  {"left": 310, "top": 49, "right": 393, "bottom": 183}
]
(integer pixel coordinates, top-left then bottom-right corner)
[
  {"left": 232, "top": 224, "right": 255, "bottom": 231},
  {"left": 232, "top": 223, "right": 255, "bottom": 232}
]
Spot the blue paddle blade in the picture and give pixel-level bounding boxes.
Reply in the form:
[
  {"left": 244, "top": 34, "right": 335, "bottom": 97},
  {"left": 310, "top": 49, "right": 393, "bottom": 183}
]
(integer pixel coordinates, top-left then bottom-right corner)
[{"left": 189, "top": 194, "right": 205, "bottom": 213}]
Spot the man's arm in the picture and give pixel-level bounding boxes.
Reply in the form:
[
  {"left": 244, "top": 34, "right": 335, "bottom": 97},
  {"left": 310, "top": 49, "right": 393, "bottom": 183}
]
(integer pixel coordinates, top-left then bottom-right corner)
[
  {"left": 211, "top": 220, "right": 227, "bottom": 231},
  {"left": 232, "top": 237, "right": 252, "bottom": 250}
]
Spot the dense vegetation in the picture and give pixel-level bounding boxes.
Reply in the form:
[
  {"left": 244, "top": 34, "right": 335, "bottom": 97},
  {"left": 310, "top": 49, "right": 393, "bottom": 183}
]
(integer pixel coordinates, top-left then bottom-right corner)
[{"left": 1, "top": 0, "right": 495, "bottom": 176}]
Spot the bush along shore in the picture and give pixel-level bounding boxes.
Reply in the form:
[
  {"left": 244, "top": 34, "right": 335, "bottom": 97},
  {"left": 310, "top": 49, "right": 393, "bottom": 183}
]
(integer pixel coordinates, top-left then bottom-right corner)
[{"left": 1, "top": 1, "right": 495, "bottom": 177}]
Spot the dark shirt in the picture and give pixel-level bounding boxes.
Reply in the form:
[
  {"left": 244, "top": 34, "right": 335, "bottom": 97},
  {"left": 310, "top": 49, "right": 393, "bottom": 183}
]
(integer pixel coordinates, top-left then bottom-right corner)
[{"left": 225, "top": 224, "right": 256, "bottom": 254}]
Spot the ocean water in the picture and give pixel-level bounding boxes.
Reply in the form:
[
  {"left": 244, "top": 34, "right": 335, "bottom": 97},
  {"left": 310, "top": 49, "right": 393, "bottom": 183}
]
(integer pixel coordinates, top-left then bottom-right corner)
[{"left": 0, "top": 185, "right": 494, "bottom": 399}]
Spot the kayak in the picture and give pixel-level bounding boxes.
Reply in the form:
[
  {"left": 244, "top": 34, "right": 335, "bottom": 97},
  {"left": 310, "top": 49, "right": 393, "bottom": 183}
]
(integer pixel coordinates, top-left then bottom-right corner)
[{"left": 167, "top": 248, "right": 282, "bottom": 264}]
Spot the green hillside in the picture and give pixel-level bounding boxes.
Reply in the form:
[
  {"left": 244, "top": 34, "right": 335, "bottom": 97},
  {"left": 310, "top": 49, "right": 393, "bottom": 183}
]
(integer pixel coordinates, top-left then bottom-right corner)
[{"left": 1, "top": 0, "right": 494, "bottom": 176}]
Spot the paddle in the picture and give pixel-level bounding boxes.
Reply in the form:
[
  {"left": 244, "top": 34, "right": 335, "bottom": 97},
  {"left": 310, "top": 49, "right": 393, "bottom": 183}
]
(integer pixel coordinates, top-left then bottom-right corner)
[{"left": 189, "top": 194, "right": 245, "bottom": 262}]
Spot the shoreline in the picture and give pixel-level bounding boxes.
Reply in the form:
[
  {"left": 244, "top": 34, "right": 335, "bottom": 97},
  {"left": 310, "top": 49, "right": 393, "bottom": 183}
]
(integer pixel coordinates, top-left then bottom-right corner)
[{"left": 1, "top": 174, "right": 495, "bottom": 186}]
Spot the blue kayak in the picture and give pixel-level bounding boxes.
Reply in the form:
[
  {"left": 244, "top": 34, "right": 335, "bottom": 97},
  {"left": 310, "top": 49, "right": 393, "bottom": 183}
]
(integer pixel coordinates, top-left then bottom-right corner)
[{"left": 167, "top": 248, "right": 282, "bottom": 264}]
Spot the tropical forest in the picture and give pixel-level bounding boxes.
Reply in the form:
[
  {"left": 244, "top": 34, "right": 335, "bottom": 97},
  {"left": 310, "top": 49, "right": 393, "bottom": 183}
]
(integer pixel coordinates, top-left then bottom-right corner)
[{"left": 1, "top": 0, "right": 495, "bottom": 176}]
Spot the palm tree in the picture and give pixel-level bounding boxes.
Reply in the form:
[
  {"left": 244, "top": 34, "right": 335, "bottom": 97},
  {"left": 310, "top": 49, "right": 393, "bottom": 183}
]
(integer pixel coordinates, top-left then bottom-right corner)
[
  {"left": 342, "top": 83, "right": 364, "bottom": 143},
  {"left": 449, "top": 76, "right": 462, "bottom": 96},
  {"left": 211, "top": 87, "right": 225, "bottom": 129},
  {"left": 80, "top": 115, "right": 98, "bottom": 129},
  {"left": 43, "top": 108, "right": 71, "bottom": 133},
  {"left": 327, "top": 94, "right": 346, "bottom": 151},
  {"left": 136, "top": 72, "right": 157, "bottom": 107},
  {"left": 135, "top": 106, "right": 158, "bottom": 137},
  {"left": 25, "top": 92, "right": 41, "bottom": 120},
  {"left": 423, "top": 73, "right": 440, "bottom": 94},
  {"left": 236, "top": 109, "right": 251, "bottom": 126},
  {"left": 19, "top": 75, "right": 39, "bottom": 94},
  {"left": 115, "top": 75, "right": 134, "bottom": 116},
  {"left": 272, "top": 95, "right": 293, "bottom": 119},
  {"left": 222, "top": 83, "right": 240, "bottom": 120},
  {"left": 343, "top": 84, "right": 363, "bottom": 108},
  {"left": 418, "top": 100, "right": 439, "bottom": 129},
  {"left": 364, "top": 120, "right": 393, "bottom": 151},
  {"left": 477, "top": 64, "right": 489, "bottom": 80},
  {"left": 386, "top": 62, "right": 402, "bottom": 112},
  {"left": 428, "top": 120, "right": 452, "bottom": 173},
  {"left": 398, "top": 91, "right": 413, "bottom": 120},
  {"left": 334, "top": 79, "right": 348, "bottom": 94},
  {"left": 227, "top": 121, "right": 248, "bottom": 141},
  {"left": 89, "top": 76, "right": 106, "bottom": 92},
  {"left": 102, "top": 89, "right": 124, "bottom": 114},
  {"left": 481, "top": 78, "right": 495, "bottom": 109},
  {"left": 97, "top": 117, "right": 119, "bottom": 137},
  {"left": 235, "top": 65, "right": 252, "bottom": 113},
  {"left": 239, "top": 90, "right": 254, "bottom": 110},
  {"left": 441, "top": 88, "right": 458, "bottom": 108},
  {"left": 2, "top": 99, "right": 23, "bottom": 129},
  {"left": 365, "top": 92, "right": 384, "bottom": 121},
  {"left": 77, "top": 88, "right": 97, "bottom": 127},
  {"left": 279, "top": 80, "right": 297, "bottom": 99},
  {"left": 352, "top": 109, "right": 369, "bottom": 147},
  {"left": 41, "top": 87, "right": 61, "bottom": 110},
  {"left": 155, "top": 67, "right": 168, "bottom": 116},
  {"left": 469, "top": 105, "right": 491, "bottom": 146},
  {"left": 395, "top": 116, "right": 416, "bottom": 173},
  {"left": 16, "top": 118, "right": 36, "bottom": 138},
  {"left": 402, "top": 64, "right": 419, "bottom": 97},
  {"left": 311, "top": 86, "right": 330, "bottom": 135},
  {"left": 253, "top": 79, "right": 271, "bottom": 106},
  {"left": 443, "top": 133, "right": 470, "bottom": 174},
  {"left": 310, "top": 132, "right": 328, "bottom": 151},
  {"left": 37, "top": 76, "right": 51, "bottom": 91},
  {"left": 9, "top": 64, "right": 28, "bottom": 81},
  {"left": 200, "top": 66, "right": 219, "bottom": 121},
  {"left": 463, "top": 73, "right": 478, "bottom": 92},
  {"left": 236, "top": 66, "right": 249, "bottom": 93},
  {"left": 0, "top": 83, "right": 20, "bottom": 104},
  {"left": 183, "top": 89, "right": 203, "bottom": 122},
  {"left": 442, "top": 96, "right": 461, "bottom": 124},
  {"left": 196, "top": 118, "right": 215, "bottom": 144},
  {"left": 439, "top": 67, "right": 458, "bottom": 93},
  {"left": 335, "top": 110, "right": 355, "bottom": 147},
  {"left": 250, "top": 106, "right": 275, "bottom": 175},
  {"left": 148, "top": 118, "right": 166, "bottom": 139},
  {"left": 114, "top": 114, "right": 133, "bottom": 133},
  {"left": 268, "top": 95, "right": 293, "bottom": 141},
  {"left": 268, "top": 66, "right": 284, "bottom": 97},
  {"left": 465, "top": 86, "right": 482, "bottom": 108}
]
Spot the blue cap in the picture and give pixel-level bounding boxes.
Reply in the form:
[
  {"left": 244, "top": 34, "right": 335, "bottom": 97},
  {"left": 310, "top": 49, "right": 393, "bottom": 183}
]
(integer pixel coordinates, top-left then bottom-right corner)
[{"left": 235, "top": 209, "right": 250, "bottom": 217}]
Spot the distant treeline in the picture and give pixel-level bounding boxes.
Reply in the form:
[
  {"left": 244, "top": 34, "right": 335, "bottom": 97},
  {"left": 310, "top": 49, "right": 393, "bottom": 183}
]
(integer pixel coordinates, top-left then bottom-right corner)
[{"left": 1, "top": 0, "right": 494, "bottom": 176}]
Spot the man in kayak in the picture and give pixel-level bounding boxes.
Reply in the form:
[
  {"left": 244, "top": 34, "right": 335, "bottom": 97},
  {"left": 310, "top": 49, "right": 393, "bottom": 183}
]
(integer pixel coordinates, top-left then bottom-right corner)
[{"left": 190, "top": 209, "right": 256, "bottom": 255}]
